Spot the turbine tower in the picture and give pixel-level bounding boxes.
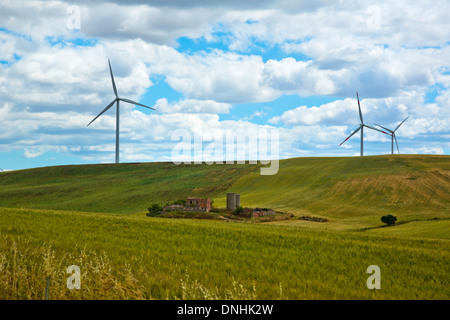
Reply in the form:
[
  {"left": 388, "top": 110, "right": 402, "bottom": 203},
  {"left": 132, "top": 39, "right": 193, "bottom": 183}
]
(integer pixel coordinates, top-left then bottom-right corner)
[
  {"left": 339, "top": 92, "right": 391, "bottom": 156},
  {"left": 374, "top": 116, "right": 409, "bottom": 154},
  {"left": 87, "top": 59, "right": 155, "bottom": 164}
]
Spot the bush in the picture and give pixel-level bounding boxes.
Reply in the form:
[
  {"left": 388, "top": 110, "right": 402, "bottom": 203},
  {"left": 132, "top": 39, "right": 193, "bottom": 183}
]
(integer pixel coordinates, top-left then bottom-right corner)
[
  {"left": 233, "top": 206, "right": 244, "bottom": 215},
  {"left": 147, "top": 203, "right": 163, "bottom": 217},
  {"left": 381, "top": 214, "right": 397, "bottom": 226}
]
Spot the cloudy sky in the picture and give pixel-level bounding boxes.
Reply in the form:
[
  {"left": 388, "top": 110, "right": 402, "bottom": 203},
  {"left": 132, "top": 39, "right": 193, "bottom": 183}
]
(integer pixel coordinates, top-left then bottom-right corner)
[{"left": 1, "top": 0, "right": 449, "bottom": 170}]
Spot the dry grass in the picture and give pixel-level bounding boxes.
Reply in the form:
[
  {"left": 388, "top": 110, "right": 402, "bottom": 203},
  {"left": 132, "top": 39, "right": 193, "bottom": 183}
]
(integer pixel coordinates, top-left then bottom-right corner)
[
  {"left": 331, "top": 170, "right": 450, "bottom": 207},
  {"left": 0, "top": 237, "right": 146, "bottom": 300},
  {"left": 0, "top": 233, "right": 271, "bottom": 300}
]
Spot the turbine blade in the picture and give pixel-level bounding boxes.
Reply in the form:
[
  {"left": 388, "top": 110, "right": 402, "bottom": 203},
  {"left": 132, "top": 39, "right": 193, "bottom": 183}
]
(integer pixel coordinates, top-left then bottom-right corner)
[
  {"left": 394, "top": 115, "right": 409, "bottom": 132},
  {"left": 357, "top": 92, "right": 363, "bottom": 124},
  {"left": 109, "top": 59, "right": 118, "bottom": 98},
  {"left": 394, "top": 134, "right": 400, "bottom": 153},
  {"left": 364, "top": 124, "right": 391, "bottom": 136},
  {"left": 339, "top": 126, "right": 361, "bottom": 146},
  {"left": 119, "top": 97, "right": 155, "bottom": 110},
  {"left": 87, "top": 99, "right": 117, "bottom": 126},
  {"left": 373, "top": 123, "right": 393, "bottom": 133}
]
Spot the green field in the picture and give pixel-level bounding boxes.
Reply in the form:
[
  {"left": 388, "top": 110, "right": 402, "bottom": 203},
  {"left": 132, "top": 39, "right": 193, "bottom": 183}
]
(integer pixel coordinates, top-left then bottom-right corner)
[
  {"left": 214, "top": 155, "right": 450, "bottom": 230},
  {"left": 0, "top": 155, "right": 449, "bottom": 299},
  {"left": 0, "top": 162, "right": 259, "bottom": 214},
  {"left": 0, "top": 207, "right": 448, "bottom": 300}
]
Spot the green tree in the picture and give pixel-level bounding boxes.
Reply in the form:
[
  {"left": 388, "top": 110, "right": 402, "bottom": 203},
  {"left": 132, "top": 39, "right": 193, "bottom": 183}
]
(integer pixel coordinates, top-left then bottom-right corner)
[
  {"left": 381, "top": 214, "right": 397, "bottom": 226},
  {"left": 234, "top": 205, "right": 244, "bottom": 215},
  {"left": 147, "top": 203, "right": 163, "bottom": 217}
]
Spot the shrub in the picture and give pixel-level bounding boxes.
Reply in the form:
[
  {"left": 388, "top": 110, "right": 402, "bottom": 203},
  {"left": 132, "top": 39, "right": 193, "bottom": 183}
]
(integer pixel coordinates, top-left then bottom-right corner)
[
  {"left": 381, "top": 214, "right": 397, "bottom": 226},
  {"left": 233, "top": 206, "right": 244, "bottom": 215},
  {"left": 147, "top": 204, "right": 163, "bottom": 217}
]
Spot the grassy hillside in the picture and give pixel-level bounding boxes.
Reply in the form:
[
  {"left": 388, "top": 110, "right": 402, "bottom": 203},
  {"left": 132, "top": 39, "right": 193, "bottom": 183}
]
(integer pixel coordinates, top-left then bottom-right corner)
[
  {"left": 0, "top": 155, "right": 448, "bottom": 300},
  {"left": 0, "top": 162, "right": 259, "bottom": 214},
  {"left": 214, "top": 155, "right": 450, "bottom": 229},
  {"left": 0, "top": 155, "right": 448, "bottom": 229}
]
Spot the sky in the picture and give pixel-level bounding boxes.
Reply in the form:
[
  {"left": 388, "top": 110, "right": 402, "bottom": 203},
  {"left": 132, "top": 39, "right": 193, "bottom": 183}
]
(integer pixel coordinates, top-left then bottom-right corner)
[{"left": 0, "top": 0, "right": 449, "bottom": 171}]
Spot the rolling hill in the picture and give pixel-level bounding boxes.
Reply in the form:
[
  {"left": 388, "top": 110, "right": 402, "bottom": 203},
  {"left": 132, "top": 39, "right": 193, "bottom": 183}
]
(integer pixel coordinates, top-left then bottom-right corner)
[
  {"left": 214, "top": 155, "right": 450, "bottom": 229},
  {"left": 0, "top": 161, "right": 259, "bottom": 214},
  {"left": 0, "top": 155, "right": 449, "bottom": 230},
  {"left": 0, "top": 155, "right": 449, "bottom": 299}
]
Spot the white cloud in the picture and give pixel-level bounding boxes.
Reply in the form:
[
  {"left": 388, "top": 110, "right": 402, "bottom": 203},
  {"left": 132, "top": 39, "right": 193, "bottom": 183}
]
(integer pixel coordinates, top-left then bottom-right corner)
[
  {"left": 153, "top": 98, "right": 231, "bottom": 114},
  {"left": 24, "top": 147, "right": 45, "bottom": 158},
  {"left": 1, "top": 0, "right": 449, "bottom": 167},
  {"left": 151, "top": 49, "right": 279, "bottom": 103}
]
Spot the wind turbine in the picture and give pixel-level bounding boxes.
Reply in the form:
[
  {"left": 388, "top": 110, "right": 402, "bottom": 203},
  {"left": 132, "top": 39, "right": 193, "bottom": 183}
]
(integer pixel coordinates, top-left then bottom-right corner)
[
  {"left": 87, "top": 59, "right": 155, "bottom": 164},
  {"left": 373, "top": 116, "right": 409, "bottom": 154},
  {"left": 339, "top": 92, "right": 391, "bottom": 156}
]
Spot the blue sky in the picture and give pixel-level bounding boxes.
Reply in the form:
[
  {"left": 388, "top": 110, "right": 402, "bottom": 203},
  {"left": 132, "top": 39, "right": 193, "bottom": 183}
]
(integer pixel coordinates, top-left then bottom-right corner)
[{"left": 0, "top": 1, "right": 449, "bottom": 170}]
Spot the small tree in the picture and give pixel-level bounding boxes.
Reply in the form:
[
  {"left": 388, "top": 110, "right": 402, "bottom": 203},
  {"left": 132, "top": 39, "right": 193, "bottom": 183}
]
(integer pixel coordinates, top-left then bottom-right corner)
[
  {"left": 234, "top": 205, "right": 244, "bottom": 215},
  {"left": 174, "top": 199, "right": 185, "bottom": 205},
  {"left": 381, "top": 214, "right": 397, "bottom": 226},
  {"left": 147, "top": 203, "right": 163, "bottom": 217}
]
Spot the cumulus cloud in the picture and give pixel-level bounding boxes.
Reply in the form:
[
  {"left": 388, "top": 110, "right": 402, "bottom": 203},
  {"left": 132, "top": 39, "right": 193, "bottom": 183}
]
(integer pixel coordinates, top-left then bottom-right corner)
[
  {"left": 1, "top": 0, "right": 449, "bottom": 168},
  {"left": 153, "top": 98, "right": 231, "bottom": 114},
  {"left": 150, "top": 49, "right": 279, "bottom": 103}
]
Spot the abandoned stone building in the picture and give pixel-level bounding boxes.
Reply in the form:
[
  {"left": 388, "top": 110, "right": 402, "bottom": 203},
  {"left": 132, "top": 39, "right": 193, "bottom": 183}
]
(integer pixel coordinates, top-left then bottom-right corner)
[
  {"left": 251, "top": 208, "right": 276, "bottom": 218},
  {"left": 186, "top": 197, "right": 211, "bottom": 212},
  {"left": 163, "top": 197, "right": 211, "bottom": 213}
]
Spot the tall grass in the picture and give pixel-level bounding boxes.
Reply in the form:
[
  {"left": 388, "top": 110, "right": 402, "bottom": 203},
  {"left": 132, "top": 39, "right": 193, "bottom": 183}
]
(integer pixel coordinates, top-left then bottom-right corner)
[
  {"left": 0, "top": 234, "right": 268, "bottom": 300},
  {"left": 0, "top": 237, "right": 147, "bottom": 300},
  {"left": 0, "top": 208, "right": 448, "bottom": 300}
]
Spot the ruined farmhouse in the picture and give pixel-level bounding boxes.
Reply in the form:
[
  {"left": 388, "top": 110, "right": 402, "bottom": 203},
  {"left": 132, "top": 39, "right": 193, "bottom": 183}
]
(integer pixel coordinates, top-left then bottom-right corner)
[{"left": 164, "top": 197, "right": 211, "bottom": 213}]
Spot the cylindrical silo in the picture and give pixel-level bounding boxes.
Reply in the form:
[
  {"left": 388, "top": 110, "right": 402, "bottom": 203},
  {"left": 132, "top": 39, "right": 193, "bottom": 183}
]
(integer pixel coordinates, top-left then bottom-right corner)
[
  {"left": 227, "top": 193, "right": 236, "bottom": 210},
  {"left": 235, "top": 194, "right": 240, "bottom": 207}
]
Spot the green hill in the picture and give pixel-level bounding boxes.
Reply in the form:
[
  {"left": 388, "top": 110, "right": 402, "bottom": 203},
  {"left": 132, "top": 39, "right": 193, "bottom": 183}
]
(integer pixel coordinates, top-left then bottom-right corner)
[
  {"left": 214, "top": 155, "right": 450, "bottom": 229},
  {"left": 0, "top": 155, "right": 449, "bottom": 300},
  {"left": 0, "top": 162, "right": 259, "bottom": 214},
  {"left": 0, "top": 155, "right": 449, "bottom": 230}
]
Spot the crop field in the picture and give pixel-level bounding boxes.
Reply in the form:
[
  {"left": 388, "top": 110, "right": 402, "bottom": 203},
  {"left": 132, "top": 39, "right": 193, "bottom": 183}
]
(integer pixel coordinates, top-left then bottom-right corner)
[
  {"left": 0, "top": 207, "right": 448, "bottom": 300},
  {"left": 0, "top": 155, "right": 448, "bottom": 300}
]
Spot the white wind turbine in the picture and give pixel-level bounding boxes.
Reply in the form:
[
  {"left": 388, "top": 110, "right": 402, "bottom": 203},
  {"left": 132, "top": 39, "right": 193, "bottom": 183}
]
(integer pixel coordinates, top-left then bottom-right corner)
[
  {"left": 374, "top": 116, "right": 409, "bottom": 154},
  {"left": 87, "top": 59, "right": 155, "bottom": 163},
  {"left": 339, "top": 92, "right": 391, "bottom": 156}
]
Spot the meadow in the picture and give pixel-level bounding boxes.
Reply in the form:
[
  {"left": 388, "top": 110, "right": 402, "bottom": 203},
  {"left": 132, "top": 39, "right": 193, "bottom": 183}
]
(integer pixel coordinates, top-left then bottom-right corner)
[
  {"left": 0, "top": 162, "right": 260, "bottom": 214},
  {"left": 0, "top": 207, "right": 448, "bottom": 300},
  {"left": 0, "top": 155, "right": 448, "bottom": 299}
]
